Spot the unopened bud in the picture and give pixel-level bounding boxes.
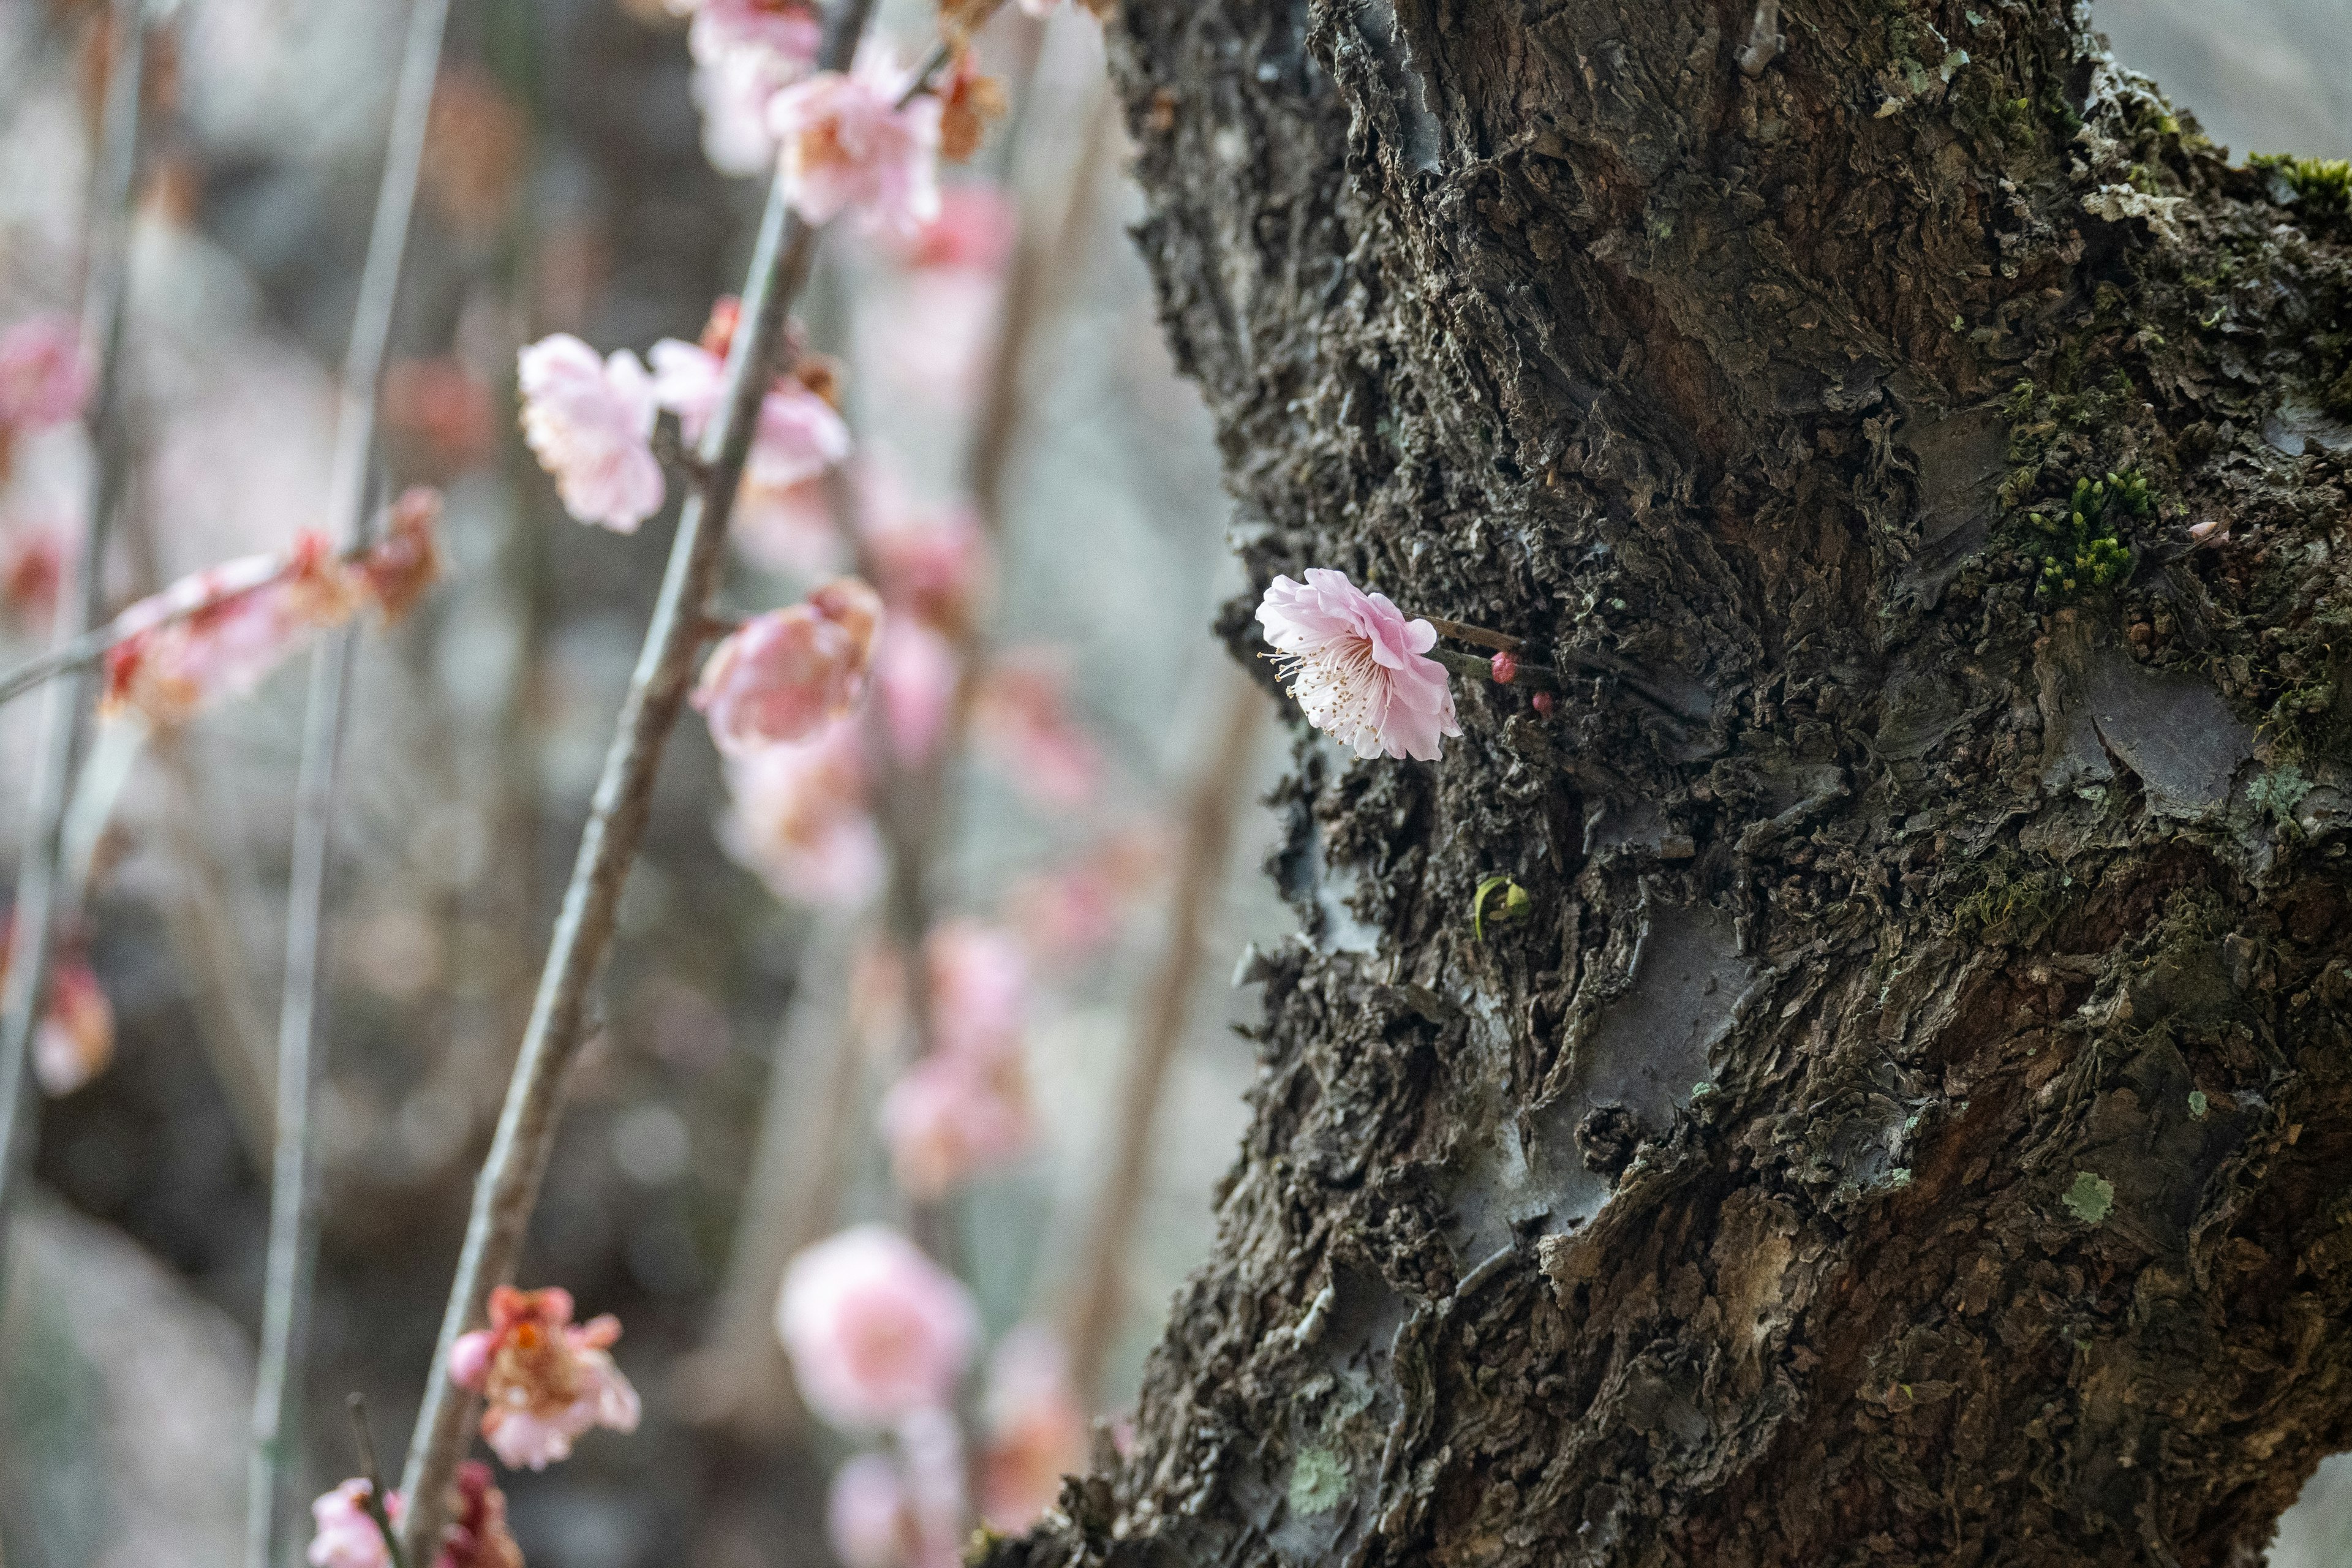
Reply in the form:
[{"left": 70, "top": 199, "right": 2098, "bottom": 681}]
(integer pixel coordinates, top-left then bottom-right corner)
[
  {"left": 1490, "top": 650, "right": 1518, "bottom": 684},
  {"left": 1532, "top": 691, "right": 1555, "bottom": 716}
]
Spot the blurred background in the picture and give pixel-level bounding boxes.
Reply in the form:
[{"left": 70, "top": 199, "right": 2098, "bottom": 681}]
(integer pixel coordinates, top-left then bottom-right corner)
[{"left": 0, "top": 1, "right": 2344, "bottom": 1566}]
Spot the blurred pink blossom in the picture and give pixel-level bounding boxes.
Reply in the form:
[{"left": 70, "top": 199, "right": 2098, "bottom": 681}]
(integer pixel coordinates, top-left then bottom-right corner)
[
  {"left": 973, "top": 654, "right": 1101, "bottom": 809},
  {"left": 517, "top": 334, "right": 663, "bottom": 532},
  {"left": 927, "top": 919, "right": 1028, "bottom": 1064},
  {"left": 102, "top": 533, "right": 362, "bottom": 727},
  {"left": 866, "top": 269, "right": 1003, "bottom": 410},
  {"left": 981, "top": 1324, "right": 1088, "bottom": 1531},
  {"left": 435, "top": 1461, "right": 524, "bottom": 1568},
  {"left": 309, "top": 1480, "right": 402, "bottom": 1568},
  {"left": 880, "top": 1047, "right": 1033, "bottom": 1199},
  {"left": 769, "top": 50, "right": 943, "bottom": 236},
  {"left": 778, "top": 1223, "right": 978, "bottom": 1430},
  {"left": 1256, "top": 568, "right": 1459, "bottom": 761},
  {"left": 448, "top": 1285, "right": 641, "bottom": 1471},
  {"left": 0, "top": 314, "right": 91, "bottom": 433},
  {"left": 828, "top": 1452, "right": 915, "bottom": 1568},
  {"left": 32, "top": 956, "right": 113, "bottom": 1098},
  {"left": 732, "top": 474, "right": 842, "bottom": 576},
  {"left": 695, "top": 576, "right": 882, "bottom": 754},
  {"left": 862, "top": 492, "right": 987, "bottom": 631},
  {"left": 650, "top": 336, "right": 851, "bottom": 489},
  {"left": 891, "top": 183, "right": 1016, "bottom": 272},
  {"left": 720, "top": 718, "right": 882, "bottom": 907},
  {"left": 0, "top": 524, "right": 65, "bottom": 620},
  {"left": 875, "top": 619, "right": 959, "bottom": 766},
  {"left": 1009, "top": 832, "right": 1167, "bottom": 963}
]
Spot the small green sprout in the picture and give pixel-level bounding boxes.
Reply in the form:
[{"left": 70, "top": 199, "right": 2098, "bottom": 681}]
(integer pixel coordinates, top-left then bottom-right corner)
[
  {"left": 2027, "top": 470, "right": 2147, "bottom": 599},
  {"left": 1472, "top": 875, "right": 1531, "bottom": 941},
  {"left": 2250, "top": 153, "right": 2352, "bottom": 217}
]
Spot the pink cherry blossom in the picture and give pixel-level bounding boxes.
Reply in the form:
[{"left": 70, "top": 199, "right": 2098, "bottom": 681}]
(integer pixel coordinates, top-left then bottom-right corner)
[
  {"left": 650, "top": 336, "right": 851, "bottom": 486},
  {"left": 867, "top": 269, "right": 1003, "bottom": 410},
  {"left": 447, "top": 1285, "right": 641, "bottom": 1471},
  {"left": 309, "top": 1480, "right": 404, "bottom": 1568},
  {"left": 973, "top": 654, "right": 1100, "bottom": 809},
  {"left": 517, "top": 334, "right": 664, "bottom": 532},
  {"left": 103, "top": 533, "right": 365, "bottom": 728},
  {"left": 719, "top": 718, "right": 882, "bottom": 907},
  {"left": 1256, "top": 567, "right": 1460, "bottom": 761},
  {"left": 880, "top": 1046, "right": 1034, "bottom": 1199},
  {"left": 648, "top": 336, "right": 728, "bottom": 442},
  {"left": 769, "top": 50, "right": 943, "bottom": 236},
  {"left": 778, "top": 1224, "right": 978, "bottom": 1430},
  {"left": 0, "top": 314, "right": 91, "bottom": 432},
  {"left": 674, "top": 0, "right": 821, "bottom": 176},
  {"left": 829, "top": 1452, "right": 915, "bottom": 1568},
  {"left": 1009, "top": 832, "right": 1166, "bottom": 963},
  {"left": 981, "top": 1324, "right": 1088, "bottom": 1531},
  {"left": 694, "top": 576, "right": 883, "bottom": 755},
  {"left": 875, "top": 619, "right": 959, "bottom": 765},
  {"left": 926, "top": 919, "right": 1028, "bottom": 1064}
]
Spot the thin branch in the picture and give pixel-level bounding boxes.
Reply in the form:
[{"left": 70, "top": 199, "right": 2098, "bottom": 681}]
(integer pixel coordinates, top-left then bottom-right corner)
[
  {"left": 1065, "top": 673, "right": 1264, "bottom": 1405},
  {"left": 0, "top": 0, "right": 149, "bottom": 1297},
  {"left": 248, "top": 0, "right": 450, "bottom": 1552},
  {"left": 345, "top": 1396, "right": 410, "bottom": 1568},
  {"left": 393, "top": 1, "right": 884, "bottom": 1554},
  {"left": 1421, "top": 616, "right": 1524, "bottom": 654}
]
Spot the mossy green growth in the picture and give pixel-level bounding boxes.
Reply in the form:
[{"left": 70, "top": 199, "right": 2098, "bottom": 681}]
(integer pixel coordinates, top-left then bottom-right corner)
[
  {"left": 2062, "top": 1170, "right": 2115, "bottom": 1226},
  {"left": 1287, "top": 1447, "right": 1351, "bottom": 1516},
  {"left": 2025, "top": 471, "right": 2147, "bottom": 600},
  {"left": 2250, "top": 153, "right": 2352, "bottom": 219},
  {"left": 2248, "top": 763, "right": 2312, "bottom": 825}
]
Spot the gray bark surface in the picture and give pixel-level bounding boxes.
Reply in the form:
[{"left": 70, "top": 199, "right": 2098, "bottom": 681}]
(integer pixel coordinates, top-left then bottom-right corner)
[{"left": 992, "top": 1, "right": 2352, "bottom": 1562}]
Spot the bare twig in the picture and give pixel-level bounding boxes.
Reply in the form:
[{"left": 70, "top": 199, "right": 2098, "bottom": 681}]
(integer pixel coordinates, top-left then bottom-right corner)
[
  {"left": 0, "top": 0, "right": 149, "bottom": 1295},
  {"left": 247, "top": 1, "right": 450, "bottom": 1555},
  {"left": 345, "top": 1396, "right": 411, "bottom": 1568},
  {"left": 394, "top": 2, "right": 884, "bottom": 1554},
  {"left": 1421, "top": 616, "right": 1524, "bottom": 654},
  {"left": 1065, "top": 673, "right": 1263, "bottom": 1404}
]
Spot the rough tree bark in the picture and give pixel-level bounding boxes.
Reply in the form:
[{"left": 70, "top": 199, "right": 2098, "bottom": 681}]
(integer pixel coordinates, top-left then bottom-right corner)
[{"left": 988, "top": 1, "right": 2352, "bottom": 1564}]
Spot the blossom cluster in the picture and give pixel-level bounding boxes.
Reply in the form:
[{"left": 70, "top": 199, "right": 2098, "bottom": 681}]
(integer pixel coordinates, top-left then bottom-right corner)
[
  {"left": 307, "top": 1461, "right": 522, "bottom": 1568},
  {"left": 448, "top": 1285, "right": 643, "bottom": 1471},
  {"left": 777, "top": 1224, "right": 1088, "bottom": 1567}
]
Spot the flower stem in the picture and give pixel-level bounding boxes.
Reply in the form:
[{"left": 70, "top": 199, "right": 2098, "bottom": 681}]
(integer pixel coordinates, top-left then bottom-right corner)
[
  {"left": 391, "top": 1, "right": 883, "bottom": 1556},
  {"left": 0, "top": 0, "right": 149, "bottom": 1302},
  {"left": 247, "top": 0, "right": 449, "bottom": 1559}
]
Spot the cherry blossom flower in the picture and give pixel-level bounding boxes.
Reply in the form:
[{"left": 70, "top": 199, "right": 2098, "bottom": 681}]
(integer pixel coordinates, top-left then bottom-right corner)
[
  {"left": 973, "top": 655, "right": 1101, "bottom": 808},
  {"left": 309, "top": 1480, "right": 403, "bottom": 1568},
  {"left": 694, "top": 576, "right": 883, "bottom": 755},
  {"left": 0, "top": 314, "right": 91, "bottom": 433},
  {"left": 777, "top": 1223, "right": 978, "bottom": 1430},
  {"left": 926, "top": 919, "right": 1028, "bottom": 1064},
  {"left": 981, "top": 1324, "right": 1088, "bottom": 1531},
  {"left": 1256, "top": 568, "right": 1460, "bottom": 761},
  {"left": 434, "top": 1461, "right": 524, "bottom": 1568},
  {"left": 650, "top": 334, "right": 851, "bottom": 488},
  {"left": 719, "top": 719, "right": 883, "bottom": 907},
  {"left": 829, "top": 1452, "right": 916, "bottom": 1568},
  {"left": 517, "top": 334, "right": 663, "bottom": 532},
  {"left": 880, "top": 1046, "right": 1033, "bottom": 1199},
  {"left": 448, "top": 1285, "right": 641, "bottom": 1471},
  {"left": 769, "top": 50, "right": 943, "bottom": 236},
  {"left": 874, "top": 619, "right": 959, "bottom": 766},
  {"left": 103, "top": 533, "right": 363, "bottom": 727}
]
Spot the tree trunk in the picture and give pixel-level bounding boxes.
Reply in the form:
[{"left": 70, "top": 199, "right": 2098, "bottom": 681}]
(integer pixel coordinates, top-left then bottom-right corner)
[{"left": 993, "top": 1, "right": 2352, "bottom": 1562}]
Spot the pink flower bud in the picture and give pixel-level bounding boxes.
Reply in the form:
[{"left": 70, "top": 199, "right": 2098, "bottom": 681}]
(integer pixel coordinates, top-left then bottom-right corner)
[
  {"left": 1532, "top": 690, "right": 1555, "bottom": 717},
  {"left": 1490, "top": 650, "right": 1518, "bottom": 684},
  {"left": 308, "top": 1480, "right": 404, "bottom": 1568},
  {"left": 695, "top": 577, "right": 884, "bottom": 755}
]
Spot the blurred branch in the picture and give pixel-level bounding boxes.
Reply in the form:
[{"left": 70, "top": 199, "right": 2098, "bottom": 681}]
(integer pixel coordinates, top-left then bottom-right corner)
[
  {"left": 0, "top": 0, "right": 149, "bottom": 1295},
  {"left": 394, "top": 1, "right": 884, "bottom": 1554},
  {"left": 247, "top": 0, "right": 450, "bottom": 1552},
  {"left": 679, "top": 918, "right": 864, "bottom": 1437},
  {"left": 1065, "top": 671, "right": 1263, "bottom": 1406}
]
